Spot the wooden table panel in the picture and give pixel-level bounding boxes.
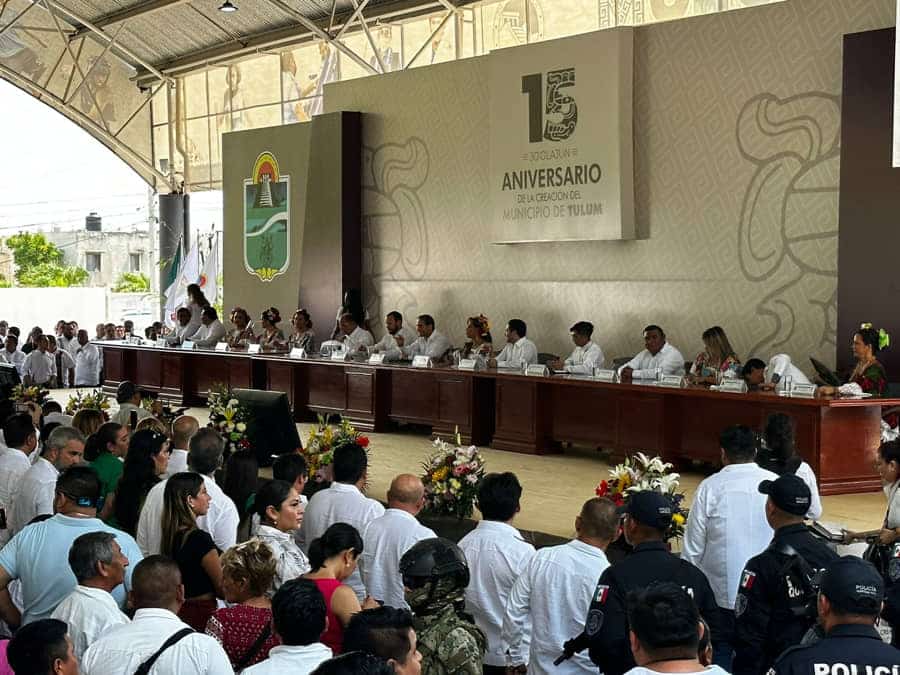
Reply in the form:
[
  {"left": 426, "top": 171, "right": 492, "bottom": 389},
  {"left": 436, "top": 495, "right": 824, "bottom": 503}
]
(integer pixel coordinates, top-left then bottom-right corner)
[
  {"left": 390, "top": 370, "right": 438, "bottom": 424},
  {"left": 307, "top": 363, "right": 346, "bottom": 411},
  {"left": 493, "top": 377, "right": 551, "bottom": 454},
  {"left": 265, "top": 361, "right": 296, "bottom": 409},
  {"left": 818, "top": 405, "right": 883, "bottom": 494},
  {"left": 549, "top": 381, "right": 617, "bottom": 447}
]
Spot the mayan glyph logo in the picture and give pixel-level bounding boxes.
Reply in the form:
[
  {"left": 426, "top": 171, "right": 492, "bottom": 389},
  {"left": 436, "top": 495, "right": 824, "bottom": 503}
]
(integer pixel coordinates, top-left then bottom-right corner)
[{"left": 243, "top": 152, "right": 290, "bottom": 282}]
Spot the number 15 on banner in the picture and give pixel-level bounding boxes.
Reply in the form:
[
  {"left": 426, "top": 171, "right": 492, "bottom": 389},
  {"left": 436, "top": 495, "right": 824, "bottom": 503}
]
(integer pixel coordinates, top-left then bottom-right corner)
[{"left": 521, "top": 68, "right": 578, "bottom": 144}]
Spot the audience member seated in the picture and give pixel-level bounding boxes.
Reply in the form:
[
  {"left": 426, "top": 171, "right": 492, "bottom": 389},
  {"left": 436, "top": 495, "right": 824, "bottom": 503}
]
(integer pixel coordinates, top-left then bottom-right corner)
[
  {"left": 624, "top": 583, "right": 728, "bottom": 675},
  {"left": 759, "top": 413, "right": 822, "bottom": 519},
  {"left": 312, "top": 651, "right": 394, "bottom": 675},
  {"left": 491, "top": 319, "right": 538, "bottom": 370},
  {"left": 503, "top": 497, "right": 617, "bottom": 675},
  {"left": 359, "top": 474, "right": 435, "bottom": 609},
  {"left": 251, "top": 480, "right": 309, "bottom": 594},
  {"left": 134, "top": 417, "right": 168, "bottom": 436},
  {"left": 0, "top": 335, "right": 24, "bottom": 376},
  {"left": 0, "top": 413, "right": 38, "bottom": 547},
  {"left": 166, "top": 415, "right": 199, "bottom": 478},
  {"left": 459, "top": 314, "right": 492, "bottom": 360},
  {"left": 548, "top": 321, "right": 605, "bottom": 375},
  {"left": 687, "top": 326, "right": 741, "bottom": 385},
  {"left": 193, "top": 307, "right": 226, "bottom": 348},
  {"left": 71, "top": 409, "right": 104, "bottom": 443},
  {"left": 732, "top": 474, "right": 839, "bottom": 675},
  {"left": 338, "top": 313, "right": 375, "bottom": 354},
  {"left": 271, "top": 453, "right": 309, "bottom": 542},
  {"left": 9, "top": 426, "right": 84, "bottom": 537},
  {"left": 577, "top": 491, "right": 721, "bottom": 675},
  {"left": 110, "top": 429, "right": 169, "bottom": 533},
  {"left": 164, "top": 307, "right": 193, "bottom": 346},
  {"left": 22, "top": 335, "right": 54, "bottom": 388},
  {"left": 681, "top": 426, "right": 776, "bottom": 669},
  {"left": 458, "top": 472, "right": 533, "bottom": 674},
  {"left": 0, "top": 466, "right": 142, "bottom": 626},
  {"left": 332, "top": 288, "right": 371, "bottom": 340},
  {"left": 223, "top": 450, "right": 258, "bottom": 541},
  {"left": 741, "top": 355, "right": 811, "bottom": 392},
  {"left": 288, "top": 309, "right": 317, "bottom": 353},
  {"left": 7, "top": 619, "right": 77, "bottom": 675},
  {"left": 161, "top": 473, "right": 224, "bottom": 631},
  {"left": 87, "top": 423, "right": 129, "bottom": 508},
  {"left": 402, "top": 315, "right": 451, "bottom": 362},
  {"left": 73, "top": 330, "right": 101, "bottom": 387},
  {"left": 369, "top": 312, "right": 415, "bottom": 362},
  {"left": 137, "top": 428, "right": 239, "bottom": 556},
  {"left": 110, "top": 381, "right": 151, "bottom": 429},
  {"left": 618, "top": 325, "right": 685, "bottom": 381},
  {"left": 80, "top": 556, "right": 233, "bottom": 675},
  {"left": 344, "top": 607, "right": 423, "bottom": 675},
  {"left": 50, "top": 532, "right": 130, "bottom": 661},
  {"left": 770, "top": 557, "right": 900, "bottom": 674},
  {"left": 819, "top": 324, "right": 890, "bottom": 398},
  {"left": 205, "top": 540, "right": 280, "bottom": 670},
  {"left": 41, "top": 401, "right": 71, "bottom": 428},
  {"left": 304, "top": 523, "right": 376, "bottom": 655},
  {"left": 242, "top": 578, "right": 333, "bottom": 675},
  {"left": 257, "top": 308, "right": 287, "bottom": 352},
  {"left": 300, "top": 442, "right": 384, "bottom": 599},
  {"left": 183, "top": 284, "right": 209, "bottom": 342},
  {"left": 227, "top": 307, "right": 255, "bottom": 349}
]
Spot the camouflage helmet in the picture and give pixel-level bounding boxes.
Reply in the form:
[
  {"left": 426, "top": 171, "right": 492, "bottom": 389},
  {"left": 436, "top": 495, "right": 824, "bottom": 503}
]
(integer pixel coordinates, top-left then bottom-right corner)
[{"left": 400, "top": 537, "right": 470, "bottom": 592}]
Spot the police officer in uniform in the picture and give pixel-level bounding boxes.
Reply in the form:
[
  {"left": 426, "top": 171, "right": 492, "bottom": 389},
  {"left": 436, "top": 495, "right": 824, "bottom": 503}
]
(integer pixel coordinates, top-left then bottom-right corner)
[
  {"left": 733, "top": 474, "right": 839, "bottom": 675},
  {"left": 399, "top": 537, "right": 486, "bottom": 675},
  {"left": 570, "top": 490, "right": 723, "bottom": 675},
  {"left": 772, "top": 556, "right": 899, "bottom": 675}
]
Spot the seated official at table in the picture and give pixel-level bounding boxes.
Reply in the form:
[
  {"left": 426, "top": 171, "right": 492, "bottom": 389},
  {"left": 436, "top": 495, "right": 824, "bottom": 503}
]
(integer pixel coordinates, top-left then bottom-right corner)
[
  {"left": 548, "top": 321, "right": 604, "bottom": 374},
  {"left": 228, "top": 307, "right": 255, "bottom": 349},
  {"left": 688, "top": 325, "right": 741, "bottom": 385},
  {"left": 742, "top": 355, "right": 811, "bottom": 392},
  {"left": 460, "top": 314, "right": 492, "bottom": 360},
  {"left": 288, "top": 308, "right": 317, "bottom": 353},
  {"left": 819, "top": 324, "right": 889, "bottom": 398},
  {"left": 339, "top": 313, "right": 375, "bottom": 353},
  {"left": 164, "top": 307, "right": 193, "bottom": 346},
  {"left": 618, "top": 325, "right": 685, "bottom": 380},
  {"left": 370, "top": 311, "right": 415, "bottom": 362},
  {"left": 193, "top": 307, "right": 226, "bottom": 348},
  {"left": 403, "top": 314, "right": 451, "bottom": 362},
  {"left": 257, "top": 307, "right": 287, "bottom": 352},
  {"left": 490, "top": 319, "right": 538, "bottom": 369}
]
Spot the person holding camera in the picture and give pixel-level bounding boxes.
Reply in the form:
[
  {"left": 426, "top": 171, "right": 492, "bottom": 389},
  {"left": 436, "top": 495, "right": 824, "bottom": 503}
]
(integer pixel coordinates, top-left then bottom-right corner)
[{"left": 732, "top": 475, "right": 839, "bottom": 675}]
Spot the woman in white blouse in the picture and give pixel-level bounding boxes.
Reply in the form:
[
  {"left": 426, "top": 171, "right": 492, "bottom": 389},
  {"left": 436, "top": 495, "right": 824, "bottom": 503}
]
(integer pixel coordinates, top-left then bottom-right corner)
[
  {"left": 758, "top": 413, "right": 822, "bottom": 520},
  {"left": 251, "top": 479, "right": 309, "bottom": 595},
  {"left": 184, "top": 283, "right": 211, "bottom": 342}
]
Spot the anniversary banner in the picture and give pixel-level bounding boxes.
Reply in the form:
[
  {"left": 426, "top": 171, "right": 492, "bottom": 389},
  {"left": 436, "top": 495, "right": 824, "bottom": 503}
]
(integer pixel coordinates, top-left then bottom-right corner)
[{"left": 489, "top": 28, "right": 634, "bottom": 242}]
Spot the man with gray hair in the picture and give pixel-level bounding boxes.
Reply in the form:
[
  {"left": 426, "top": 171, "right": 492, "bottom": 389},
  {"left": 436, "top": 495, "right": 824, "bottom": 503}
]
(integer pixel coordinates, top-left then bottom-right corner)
[
  {"left": 9, "top": 425, "right": 84, "bottom": 536},
  {"left": 137, "top": 428, "right": 239, "bottom": 555},
  {"left": 51, "top": 532, "right": 131, "bottom": 660}
]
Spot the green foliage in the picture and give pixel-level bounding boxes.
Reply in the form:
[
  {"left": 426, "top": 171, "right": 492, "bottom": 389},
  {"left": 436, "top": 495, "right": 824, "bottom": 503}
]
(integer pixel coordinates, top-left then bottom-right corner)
[
  {"left": 3, "top": 233, "right": 88, "bottom": 287},
  {"left": 0, "top": 274, "right": 10, "bottom": 288},
  {"left": 113, "top": 272, "right": 150, "bottom": 293},
  {"left": 17, "top": 262, "right": 89, "bottom": 287}
]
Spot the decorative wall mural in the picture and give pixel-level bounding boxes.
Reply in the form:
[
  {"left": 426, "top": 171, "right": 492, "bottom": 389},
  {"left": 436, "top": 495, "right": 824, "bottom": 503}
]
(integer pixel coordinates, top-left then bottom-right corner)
[
  {"left": 491, "top": 0, "right": 544, "bottom": 48},
  {"left": 243, "top": 151, "right": 290, "bottom": 282},
  {"left": 736, "top": 92, "right": 841, "bottom": 355}
]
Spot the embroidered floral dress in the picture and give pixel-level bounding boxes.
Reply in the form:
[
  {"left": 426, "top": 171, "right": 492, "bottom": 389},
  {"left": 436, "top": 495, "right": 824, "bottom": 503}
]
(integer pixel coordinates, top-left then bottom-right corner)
[
  {"left": 206, "top": 604, "right": 280, "bottom": 669},
  {"left": 848, "top": 360, "right": 888, "bottom": 397},
  {"left": 690, "top": 352, "right": 742, "bottom": 379}
]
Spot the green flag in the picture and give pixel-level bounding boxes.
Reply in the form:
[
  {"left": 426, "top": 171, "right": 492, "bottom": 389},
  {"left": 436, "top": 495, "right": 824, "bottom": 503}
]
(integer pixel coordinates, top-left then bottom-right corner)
[{"left": 164, "top": 238, "right": 183, "bottom": 290}]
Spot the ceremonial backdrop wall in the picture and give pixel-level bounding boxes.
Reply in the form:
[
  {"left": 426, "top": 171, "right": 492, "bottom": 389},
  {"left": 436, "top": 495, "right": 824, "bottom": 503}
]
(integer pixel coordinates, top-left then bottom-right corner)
[{"left": 325, "top": 0, "right": 895, "bottom": 371}]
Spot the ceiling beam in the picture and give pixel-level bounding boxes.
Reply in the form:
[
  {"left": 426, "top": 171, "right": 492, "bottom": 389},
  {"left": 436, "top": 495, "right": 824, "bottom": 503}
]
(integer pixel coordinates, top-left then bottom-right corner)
[{"left": 69, "top": 0, "right": 193, "bottom": 40}]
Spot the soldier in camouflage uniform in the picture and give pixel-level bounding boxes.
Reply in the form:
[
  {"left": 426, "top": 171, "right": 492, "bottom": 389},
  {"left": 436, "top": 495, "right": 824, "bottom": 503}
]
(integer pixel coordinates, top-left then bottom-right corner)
[{"left": 400, "top": 537, "right": 486, "bottom": 674}]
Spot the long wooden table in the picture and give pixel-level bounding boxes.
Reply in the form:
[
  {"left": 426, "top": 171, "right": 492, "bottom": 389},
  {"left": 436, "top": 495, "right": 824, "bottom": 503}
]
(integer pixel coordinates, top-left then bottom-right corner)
[{"left": 99, "top": 342, "right": 895, "bottom": 496}]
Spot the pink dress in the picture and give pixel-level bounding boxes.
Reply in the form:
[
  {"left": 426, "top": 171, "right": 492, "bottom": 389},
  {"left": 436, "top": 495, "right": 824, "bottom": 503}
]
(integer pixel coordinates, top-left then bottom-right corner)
[
  {"left": 0, "top": 640, "right": 12, "bottom": 675},
  {"left": 312, "top": 578, "right": 344, "bottom": 654}
]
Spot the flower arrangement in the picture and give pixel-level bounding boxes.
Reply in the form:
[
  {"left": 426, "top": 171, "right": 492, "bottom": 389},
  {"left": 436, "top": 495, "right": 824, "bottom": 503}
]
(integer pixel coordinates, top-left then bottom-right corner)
[
  {"left": 421, "top": 434, "right": 486, "bottom": 519},
  {"left": 11, "top": 384, "right": 49, "bottom": 406},
  {"left": 65, "top": 389, "right": 111, "bottom": 418},
  {"left": 595, "top": 452, "right": 688, "bottom": 539},
  {"left": 302, "top": 416, "right": 369, "bottom": 485},
  {"left": 207, "top": 384, "right": 251, "bottom": 454}
]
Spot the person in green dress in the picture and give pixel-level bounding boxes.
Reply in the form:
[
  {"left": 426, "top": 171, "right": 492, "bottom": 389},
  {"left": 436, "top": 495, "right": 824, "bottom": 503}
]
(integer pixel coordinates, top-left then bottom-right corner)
[
  {"left": 88, "top": 422, "right": 130, "bottom": 511},
  {"left": 819, "top": 324, "right": 889, "bottom": 397}
]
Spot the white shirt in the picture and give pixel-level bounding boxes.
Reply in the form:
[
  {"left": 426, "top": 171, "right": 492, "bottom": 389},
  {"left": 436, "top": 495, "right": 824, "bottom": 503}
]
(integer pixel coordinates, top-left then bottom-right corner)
[
  {"left": 359, "top": 509, "right": 436, "bottom": 609},
  {"left": 795, "top": 461, "right": 823, "bottom": 520},
  {"left": 496, "top": 336, "right": 539, "bottom": 369},
  {"left": 342, "top": 326, "right": 375, "bottom": 352},
  {"left": 193, "top": 320, "right": 226, "bottom": 348},
  {"left": 22, "top": 350, "right": 55, "bottom": 385},
  {"left": 766, "top": 354, "right": 811, "bottom": 390},
  {"left": 74, "top": 342, "right": 101, "bottom": 386},
  {"left": 50, "top": 349, "right": 75, "bottom": 387},
  {"left": 459, "top": 520, "right": 536, "bottom": 666},
  {"left": 619, "top": 341, "right": 685, "bottom": 379},
  {"left": 0, "top": 447, "right": 32, "bottom": 546},
  {"left": 885, "top": 480, "right": 900, "bottom": 529},
  {"left": 681, "top": 462, "right": 778, "bottom": 609},
  {"left": 300, "top": 482, "right": 385, "bottom": 599},
  {"left": 0, "top": 349, "right": 25, "bottom": 376},
  {"left": 137, "top": 473, "right": 239, "bottom": 556},
  {"left": 625, "top": 667, "right": 729, "bottom": 675},
  {"left": 564, "top": 342, "right": 605, "bottom": 374},
  {"left": 10, "top": 456, "right": 58, "bottom": 535},
  {"left": 51, "top": 585, "right": 130, "bottom": 662},
  {"left": 165, "top": 448, "right": 190, "bottom": 478},
  {"left": 58, "top": 335, "right": 78, "bottom": 355},
  {"left": 404, "top": 330, "right": 452, "bottom": 361},
  {"left": 184, "top": 302, "right": 204, "bottom": 341},
  {"left": 370, "top": 326, "right": 417, "bottom": 361},
  {"left": 255, "top": 525, "right": 311, "bottom": 594},
  {"left": 81, "top": 607, "right": 234, "bottom": 675},
  {"left": 243, "top": 643, "right": 332, "bottom": 675},
  {"left": 502, "top": 540, "right": 610, "bottom": 675},
  {"left": 111, "top": 402, "right": 152, "bottom": 428},
  {"left": 165, "top": 322, "right": 192, "bottom": 345}
]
